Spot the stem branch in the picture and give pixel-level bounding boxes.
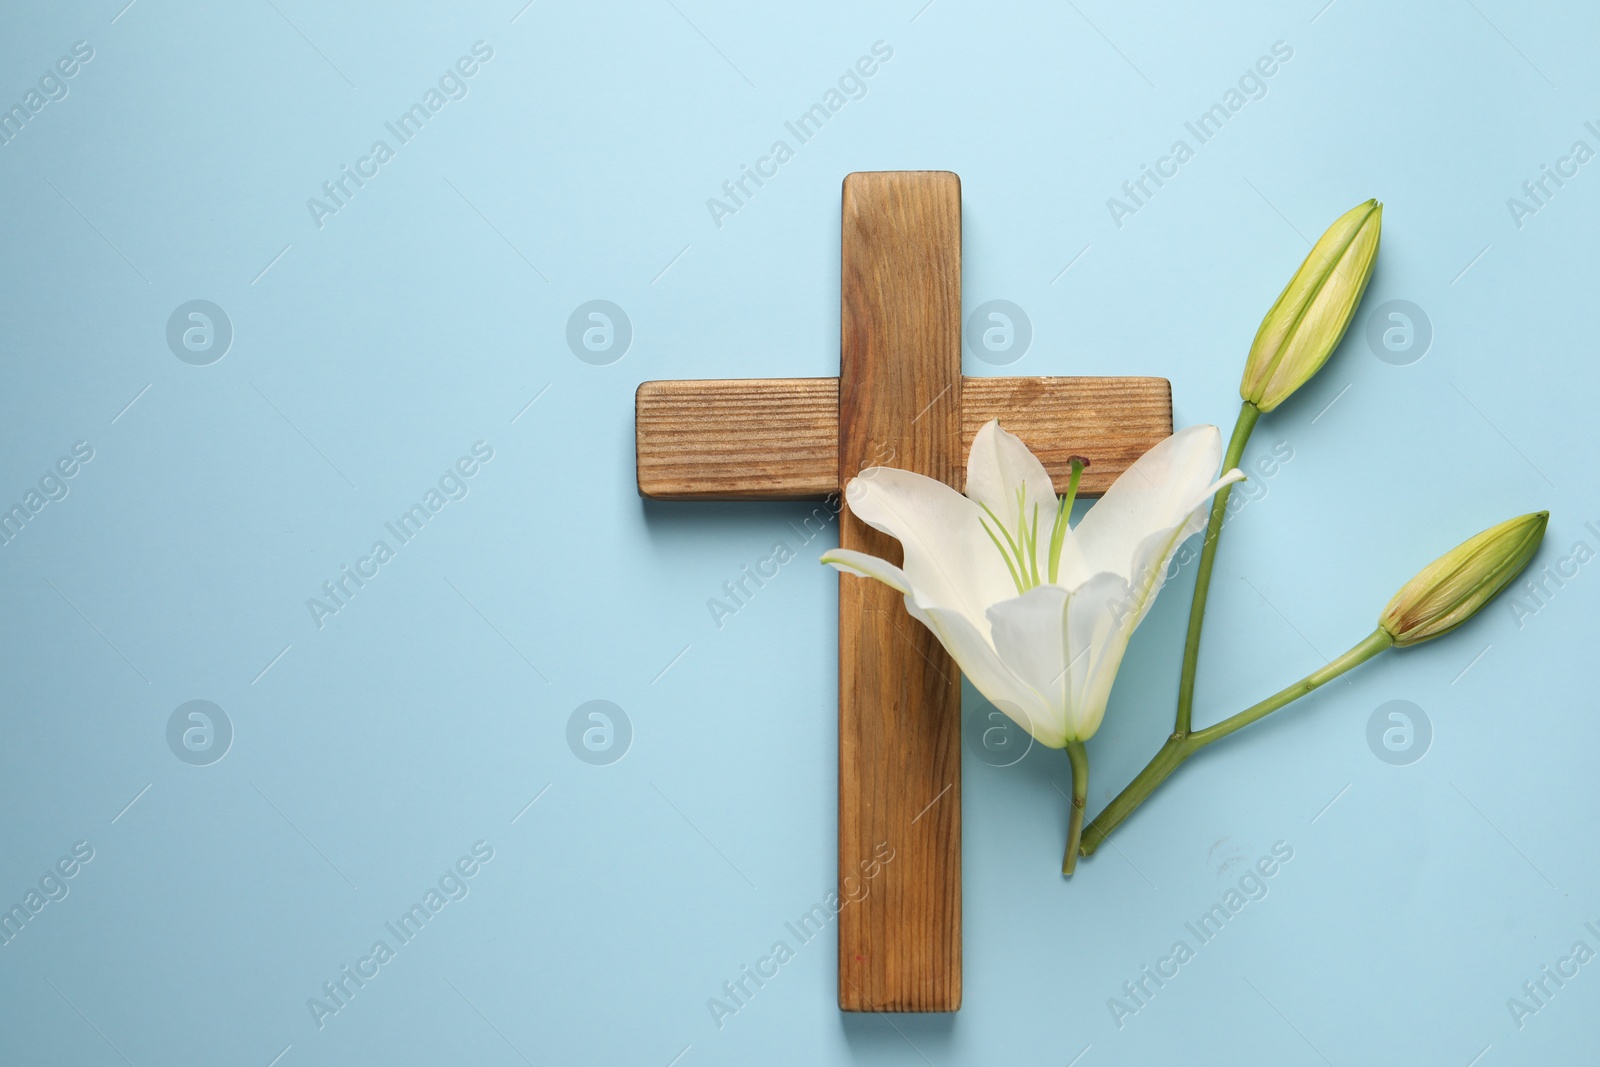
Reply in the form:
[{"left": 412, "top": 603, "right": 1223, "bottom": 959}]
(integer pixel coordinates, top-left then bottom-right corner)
[
  {"left": 1175, "top": 400, "right": 1260, "bottom": 735},
  {"left": 1189, "top": 629, "right": 1393, "bottom": 746},
  {"left": 1079, "top": 628, "right": 1394, "bottom": 857},
  {"left": 1079, "top": 734, "right": 1189, "bottom": 858},
  {"left": 1062, "top": 741, "right": 1089, "bottom": 876}
]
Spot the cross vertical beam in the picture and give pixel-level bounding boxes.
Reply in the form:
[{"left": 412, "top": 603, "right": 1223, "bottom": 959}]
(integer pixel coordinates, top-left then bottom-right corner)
[
  {"left": 634, "top": 169, "right": 1174, "bottom": 1012},
  {"left": 837, "top": 172, "right": 963, "bottom": 1012}
]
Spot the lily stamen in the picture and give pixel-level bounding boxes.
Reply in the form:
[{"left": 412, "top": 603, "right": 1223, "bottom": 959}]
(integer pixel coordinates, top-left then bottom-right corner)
[
  {"left": 980, "top": 514, "right": 1027, "bottom": 595},
  {"left": 1048, "top": 457, "right": 1088, "bottom": 584}
]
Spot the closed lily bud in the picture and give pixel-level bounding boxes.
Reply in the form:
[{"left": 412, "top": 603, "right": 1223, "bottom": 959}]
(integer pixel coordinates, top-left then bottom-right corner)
[
  {"left": 1240, "top": 199, "right": 1382, "bottom": 412},
  {"left": 1380, "top": 511, "right": 1549, "bottom": 647}
]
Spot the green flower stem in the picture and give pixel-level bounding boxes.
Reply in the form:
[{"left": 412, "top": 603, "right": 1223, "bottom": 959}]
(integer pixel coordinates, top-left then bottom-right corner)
[
  {"left": 1174, "top": 400, "right": 1261, "bottom": 736},
  {"left": 1189, "top": 629, "right": 1393, "bottom": 746},
  {"left": 1080, "top": 628, "right": 1394, "bottom": 858},
  {"left": 1077, "top": 735, "right": 1188, "bottom": 858},
  {"left": 1061, "top": 741, "right": 1089, "bottom": 876}
]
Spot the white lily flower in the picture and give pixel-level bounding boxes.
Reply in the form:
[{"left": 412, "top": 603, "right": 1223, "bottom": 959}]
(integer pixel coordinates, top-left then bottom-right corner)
[{"left": 822, "top": 420, "right": 1244, "bottom": 748}]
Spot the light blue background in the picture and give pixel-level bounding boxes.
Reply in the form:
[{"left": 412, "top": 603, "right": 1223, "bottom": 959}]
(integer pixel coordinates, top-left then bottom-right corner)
[{"left": 1, "top": 1, "right": 1595, "bottom": 1064}]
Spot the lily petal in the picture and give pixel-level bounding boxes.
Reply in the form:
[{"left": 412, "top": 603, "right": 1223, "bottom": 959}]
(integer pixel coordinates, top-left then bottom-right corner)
[
  {"left": 1123, "top": 469, "right": 1246, "bottom": 627},
  {"left": 824, "top": 420, "right": 1241, "bottom": 750},
  {"left": 965, "top": 419, "right": 1058, "bottom": 578},
  {"left": 985, "top": 585, "right": 1071, "bottom": 733},
  {"left": 842, "top": 467, "right": 1016, "bottom": 629},
  {"left": 1060, "top": 571, "right": 1141, "bottom": 740},
  {"left": 1061, "top": 425, "right": 1231, "bottom": 587},
  {"left": 911, "top": 599, "right": 1056, "bottom": 746},
  {"left": 820, "top": 548, "right": 911, "bottom": 595},
  {"left": 986, "top": 574, "right": 1135, "bottom": 744}
]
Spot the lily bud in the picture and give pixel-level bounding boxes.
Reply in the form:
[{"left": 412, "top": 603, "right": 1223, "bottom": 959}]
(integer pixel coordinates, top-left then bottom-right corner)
[
  {"left": 1379, "top": 512, "right": 1549, "bottom": 647},
  {"left": 1240, "top": 199, "right": 1382, "bottom": 412}
]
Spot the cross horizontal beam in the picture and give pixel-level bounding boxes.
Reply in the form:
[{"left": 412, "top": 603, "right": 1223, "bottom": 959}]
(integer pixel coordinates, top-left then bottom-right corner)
[{"left": 635, "top": 375, "right": 1173, "bottom": 500}]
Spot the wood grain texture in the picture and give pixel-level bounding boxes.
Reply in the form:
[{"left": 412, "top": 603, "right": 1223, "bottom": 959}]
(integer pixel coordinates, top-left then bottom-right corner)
[
  {"left": 635, "top": 376, "right": 1173, "bottom": 499},
  {"left": 631, "top": 170, "right": 1178, "bottom": 1014},
  {"left": 635, "top": 378, "right": 837, "bottom": 500},
  {"left": 836, "top": 171, "right": 963, "bottom": 1013},
  {"left": 961, "top": 375, "right": 1173, "bottom": 495}
]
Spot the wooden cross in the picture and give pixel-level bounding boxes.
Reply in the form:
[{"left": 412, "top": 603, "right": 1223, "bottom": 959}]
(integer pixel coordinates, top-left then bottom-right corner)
[{"left": 635, "top": 172, "right": 1171, "bottom": 1012}]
